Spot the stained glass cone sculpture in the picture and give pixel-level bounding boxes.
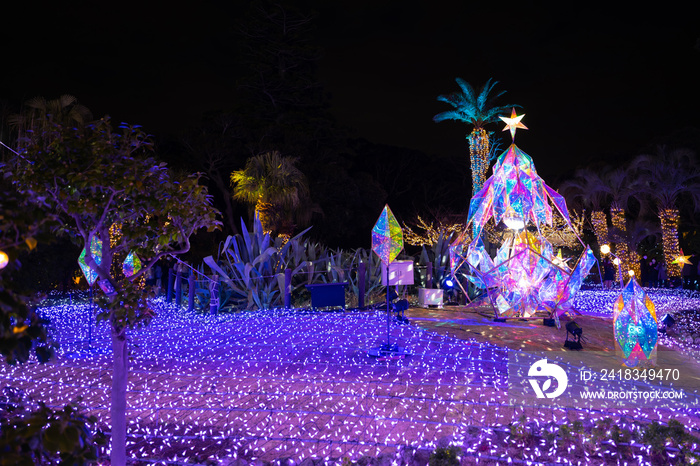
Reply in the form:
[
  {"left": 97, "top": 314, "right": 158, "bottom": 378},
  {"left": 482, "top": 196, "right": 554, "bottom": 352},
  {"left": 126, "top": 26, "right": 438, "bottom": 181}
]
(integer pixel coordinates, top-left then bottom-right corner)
[
  {"left": 372, "top": 205, "right": 403, "bottom": 265},
  {"left": 370, "top": 205, "right": 404, "bottom": 355},
  {"left": 78, "top": 236, "right": 103, "bottom": 286},
  {"left": 452, "top": 111, "right": 594, "bottom": 319},
  {"left": 613, "top": 277, "right": 658, "bottom": 368}
]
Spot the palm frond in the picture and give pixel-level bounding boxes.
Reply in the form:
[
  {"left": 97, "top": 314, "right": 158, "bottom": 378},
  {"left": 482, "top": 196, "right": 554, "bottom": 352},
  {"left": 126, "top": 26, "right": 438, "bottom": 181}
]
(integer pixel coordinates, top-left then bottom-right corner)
[
  {"left": 454, "top": 77, "right": 477, "bottom": 104},
  {"left": 433, "top": 110, "right": 472, "bottom": 124},
  {"left": 434, "top": 77, "right": 515, "bottom": 128}
]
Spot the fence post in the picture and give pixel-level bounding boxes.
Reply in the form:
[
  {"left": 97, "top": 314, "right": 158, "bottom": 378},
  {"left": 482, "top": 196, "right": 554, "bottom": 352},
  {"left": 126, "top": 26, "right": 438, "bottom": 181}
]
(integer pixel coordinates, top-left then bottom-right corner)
[
  {"left": 175, "top": 267, "right": 182, "bottom": 307},
  {"left": 188, "top": 271, "right": 195, "bottom": 312},
  {"left": 167, "top": 269, "right": 174, "bottom": 303},
  {"left": 284, "top": 268, "right": 292, "bottom": 309},
  {"left": 427, "top": 262, "right": 433, "bottom": 288},
  {"left": 358, "top": 262, "right": 366, "bottom": 309},
  {"left": 210, "top": 275, "right": 219, "bottom": 316}
]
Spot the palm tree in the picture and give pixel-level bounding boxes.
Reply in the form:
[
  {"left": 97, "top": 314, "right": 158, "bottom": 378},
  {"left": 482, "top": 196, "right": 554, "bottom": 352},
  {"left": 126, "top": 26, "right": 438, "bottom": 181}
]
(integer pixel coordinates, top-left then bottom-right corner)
[
  {"left": 558, "top": 167, "right": 610, "bottom": 247},
  {"left": 602, "top": 166, "right": 641, "bottom": 277},
  {"left": 632, "top": 147, "right": 700, "bottom": 278},
  {"left": 434, "top": 78, "right": 514, "bottom": 194},
  {"left": 8, "top": 95, "right": 92, "bottom": 143},
  {"left": 623, "top": 218, "right": 662, "bottom": 279},
  {"left": 231, "top": 151, "right": 310, "bottom": 237}
]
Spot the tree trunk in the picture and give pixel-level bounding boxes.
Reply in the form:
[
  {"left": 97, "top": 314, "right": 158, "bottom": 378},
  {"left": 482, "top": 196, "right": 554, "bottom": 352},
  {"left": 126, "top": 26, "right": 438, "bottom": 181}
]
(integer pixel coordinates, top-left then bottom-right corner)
[
  {"left": 211, "top": 172, "right": 239, "bottom": 236},
  {"left": 467, "top": 128, "right": 490, "bottom": 195},
  {"left": 590, "top": 210, "right": 609, "bottom": 246},
  {"left": 610, "top": 207, "right": 631, "bottom": 278},
  {"left": 255, "top": 200, "right": 276, "bottom": 235},
  {"left": 660, "top": 208, "right": 682, "bottom": 278},
  {"left": 111, "top": 325, "right": 128, "bottom": 466}
]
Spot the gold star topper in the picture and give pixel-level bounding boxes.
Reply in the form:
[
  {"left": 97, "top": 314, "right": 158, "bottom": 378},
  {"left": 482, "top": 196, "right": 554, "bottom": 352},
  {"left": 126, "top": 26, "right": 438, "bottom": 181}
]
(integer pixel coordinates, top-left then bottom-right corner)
[
  {"left": 500, "top": 108, "right": 528, "bottom": 141},
  {"left": 672, "top": 250, "right": 692, "bottom": 266}
]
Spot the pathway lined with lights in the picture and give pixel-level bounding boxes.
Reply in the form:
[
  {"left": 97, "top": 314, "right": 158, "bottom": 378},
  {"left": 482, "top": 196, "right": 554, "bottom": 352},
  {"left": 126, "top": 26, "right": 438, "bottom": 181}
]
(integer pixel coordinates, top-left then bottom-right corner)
[{"left": 2, "top": 295, "right": 699, "bottom": 463}]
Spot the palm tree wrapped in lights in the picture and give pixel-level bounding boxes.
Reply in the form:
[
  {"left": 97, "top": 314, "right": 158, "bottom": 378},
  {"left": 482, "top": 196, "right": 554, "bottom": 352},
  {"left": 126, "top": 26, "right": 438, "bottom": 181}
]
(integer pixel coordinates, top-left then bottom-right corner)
[
  {"left": 231, "top": 151, "right": 311, "bottom": 239},
  {"left": 559, "top": 167, "right": 610, "bottom": 247},
  {"left": 434, "top": 78, "right": 515, "bottom": 194},
  {"left": 633, "top": 147, "right": 700, "bottom": 279},
  {"left": 603, "top": 166, "right": 641, "bottom": 278}
]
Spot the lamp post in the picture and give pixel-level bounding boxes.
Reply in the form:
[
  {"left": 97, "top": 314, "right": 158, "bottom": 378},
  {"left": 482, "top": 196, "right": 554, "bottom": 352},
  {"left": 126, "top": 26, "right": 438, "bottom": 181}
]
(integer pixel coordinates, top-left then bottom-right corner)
[{"left": 600, "top": 244, "right": 624, "bottom": 288}]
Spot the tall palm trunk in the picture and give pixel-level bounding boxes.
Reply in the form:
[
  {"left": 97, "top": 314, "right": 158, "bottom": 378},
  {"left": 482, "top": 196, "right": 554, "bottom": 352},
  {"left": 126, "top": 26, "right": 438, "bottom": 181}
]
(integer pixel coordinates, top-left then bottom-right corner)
[
  {"left": 590, "top": 210, "right": 609, "bottom": 246},
  {"left": 628, "top": 249, "right": 641, "bottom": 279},
  {"left": 659, "top": 208, "right": 682, "bottom": 278},
  {"left": 468, "top": 128, "right": 490, "bottom": 195},
  {"left": 611, "top": 207, "right": 631, "bottom": 278},
  {"left": 255, "top": 200, "right": 275, "bottom": 235}
]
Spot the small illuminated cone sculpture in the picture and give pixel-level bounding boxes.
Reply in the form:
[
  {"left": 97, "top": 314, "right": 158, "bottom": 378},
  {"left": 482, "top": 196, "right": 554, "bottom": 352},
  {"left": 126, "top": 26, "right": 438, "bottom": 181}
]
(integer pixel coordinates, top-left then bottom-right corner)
[
  {"left": 78, "top": 236, "right": 103, "bottom": 285},
  {"left": 613, "top": 276, "right": 658, "bottom": 368},
  {"left": 122, "top": 251, "right": 142, "bottom": 277},
  {"left": 77, "top": 235, "right": 103, "bottom": 350},
  {"left": 371, "top": 204, "right": 404, "bottom": 356}
]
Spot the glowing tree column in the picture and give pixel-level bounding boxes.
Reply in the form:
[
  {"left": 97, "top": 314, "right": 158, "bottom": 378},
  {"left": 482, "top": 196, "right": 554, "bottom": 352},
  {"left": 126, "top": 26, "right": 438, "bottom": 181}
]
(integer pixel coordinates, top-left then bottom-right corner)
[
  {"left": 660, "top": 208, "right": 682, "bottom": 278},
  {"left": 468, "top": 127, "right": 491, "bottom": 193},
  {"left": 613, "top": 277, "right": 658, "bottom": 367},
  {"left": 590, "top": 211, "right": 609, "bottom": 246},
  {"left": 610, "top": 207, "right": 631, "bottom": 277}
]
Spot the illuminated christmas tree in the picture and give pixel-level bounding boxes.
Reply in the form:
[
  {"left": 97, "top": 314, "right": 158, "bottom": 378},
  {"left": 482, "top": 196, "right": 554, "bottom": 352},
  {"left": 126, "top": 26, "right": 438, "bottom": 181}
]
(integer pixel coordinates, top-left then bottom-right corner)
[{"left": 452, "top": 110, "right": 595, "bottom": 319}]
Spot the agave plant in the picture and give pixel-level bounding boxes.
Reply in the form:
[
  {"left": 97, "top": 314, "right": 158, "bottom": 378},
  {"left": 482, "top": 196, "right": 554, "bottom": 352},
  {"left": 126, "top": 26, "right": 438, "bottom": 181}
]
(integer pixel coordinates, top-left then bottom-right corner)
[
  {"left": 337, "top": 248, "right": 386, "bottom": 308},
  {"left": 198, "top": 215, "right": 425, "bottom": 311},
  {"left": 417, "top": 232, "right": 455, "bottom": 288},
  {"left": 201, "top": 215, "right": 341, "bottom": 310}
]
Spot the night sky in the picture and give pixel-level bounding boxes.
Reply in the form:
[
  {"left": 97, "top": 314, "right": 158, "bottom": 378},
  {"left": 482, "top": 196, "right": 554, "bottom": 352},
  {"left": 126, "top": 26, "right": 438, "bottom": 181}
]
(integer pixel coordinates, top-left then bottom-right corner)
[{"left": 2, "top": 1, "right": 699, "bottom": 183}]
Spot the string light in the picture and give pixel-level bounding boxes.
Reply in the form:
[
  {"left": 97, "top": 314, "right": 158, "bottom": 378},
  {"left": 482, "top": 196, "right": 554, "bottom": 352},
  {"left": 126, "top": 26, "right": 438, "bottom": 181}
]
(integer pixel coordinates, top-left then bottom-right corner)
[
  {"left": 255, "top": 200, "right": 275, "bottom": 236},
  {"left": 589, "top": 211, "right": 608, "bottom": 246},
  {"left": 660, "top": 208, "right": 682, "bottom": 278},
  {"left": 628, "top": 249, "right": 641, "bottom": 280},
  {"left": 0, "top": 250, "right": 8, "bottom": 269},
  {"left": 467, "top": 128, "right": 490, "bottom": 194},
  {"left": 402, "top": 216, "right": 463, "bottom": 247},
  {"left": 537, "top": 211, "right": 584, "bottom": 249},
  {"left": 610, "top": 207, "right": 632, "bottom": 278},
  {"left": 2, "top": 290, "right": 698, "bottom": 463}
]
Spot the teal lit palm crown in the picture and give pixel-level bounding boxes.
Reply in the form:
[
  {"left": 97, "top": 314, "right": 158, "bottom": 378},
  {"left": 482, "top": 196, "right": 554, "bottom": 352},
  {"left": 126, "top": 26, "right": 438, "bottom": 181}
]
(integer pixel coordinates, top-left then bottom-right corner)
[{"left": 434, "top": 78, "right": 515, "bottom": 194}]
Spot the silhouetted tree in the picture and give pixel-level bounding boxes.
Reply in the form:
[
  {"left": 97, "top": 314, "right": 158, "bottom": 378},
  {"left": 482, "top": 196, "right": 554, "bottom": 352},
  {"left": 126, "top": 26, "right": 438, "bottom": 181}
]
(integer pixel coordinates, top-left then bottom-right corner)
[{"left": 8, "top": 94, "right": 92, "bottom": 142}]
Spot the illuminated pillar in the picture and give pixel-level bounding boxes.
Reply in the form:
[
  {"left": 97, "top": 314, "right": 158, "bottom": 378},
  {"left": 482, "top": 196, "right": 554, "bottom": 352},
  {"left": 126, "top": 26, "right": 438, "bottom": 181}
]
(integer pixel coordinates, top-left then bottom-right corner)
[
  {"left": 255, "top": 200, "right": 274, "bottom": 235},
  {"left": 611, "top": 207, "right": 631, "bottom": 278},
  {"left": 660, "top": 208, "right": 682, "bottom": 278},
  {"left": 468, "top": 128, "right": 490, "bottom": 195},
  {"left": 590, "top": 210, "right": 609, "bottom": 246}
]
